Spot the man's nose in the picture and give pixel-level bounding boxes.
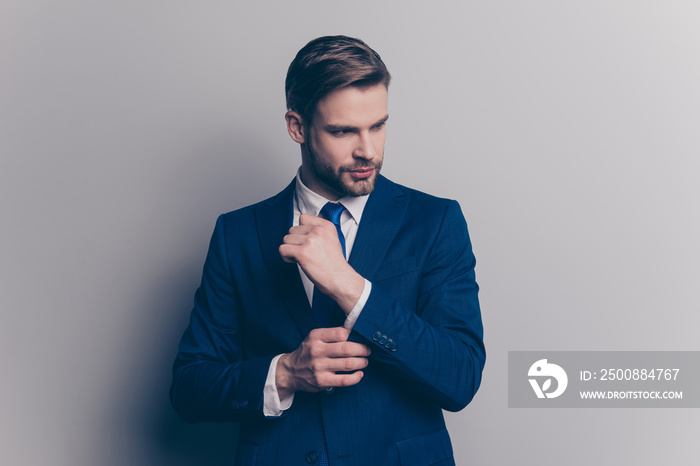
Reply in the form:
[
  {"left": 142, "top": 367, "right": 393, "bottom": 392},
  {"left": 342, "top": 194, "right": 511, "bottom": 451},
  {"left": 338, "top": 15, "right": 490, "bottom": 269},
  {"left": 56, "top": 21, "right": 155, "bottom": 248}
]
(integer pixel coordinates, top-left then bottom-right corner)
[{"left": 353, "top": 131, "right": 376, "bottom": 160}]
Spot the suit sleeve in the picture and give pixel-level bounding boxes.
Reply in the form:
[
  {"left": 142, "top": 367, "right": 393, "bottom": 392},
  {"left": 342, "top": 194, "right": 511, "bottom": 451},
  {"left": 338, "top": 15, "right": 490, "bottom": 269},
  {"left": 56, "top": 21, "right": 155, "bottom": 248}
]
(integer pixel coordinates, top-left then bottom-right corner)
[
  {"left": 349, "top": 200, "right": 485, "bottom": 412},
  {"left": 169, "top": 215, "right": 273, "bottom": 423}
]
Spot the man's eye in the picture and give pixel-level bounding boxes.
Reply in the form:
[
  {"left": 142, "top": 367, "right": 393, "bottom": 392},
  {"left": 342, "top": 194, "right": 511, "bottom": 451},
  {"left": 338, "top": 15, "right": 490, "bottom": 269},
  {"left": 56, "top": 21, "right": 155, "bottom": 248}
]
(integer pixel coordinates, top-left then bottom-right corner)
[{"left": 331, "top": 130, "right": 351, "bottom": 136}]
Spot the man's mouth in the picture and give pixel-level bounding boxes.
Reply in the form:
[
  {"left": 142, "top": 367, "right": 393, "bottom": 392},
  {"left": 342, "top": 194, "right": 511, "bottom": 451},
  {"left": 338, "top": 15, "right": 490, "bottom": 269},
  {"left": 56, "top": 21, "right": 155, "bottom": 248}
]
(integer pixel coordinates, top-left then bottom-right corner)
[{"left": 347, "top": 168, "right": 374, "bottom": 180}]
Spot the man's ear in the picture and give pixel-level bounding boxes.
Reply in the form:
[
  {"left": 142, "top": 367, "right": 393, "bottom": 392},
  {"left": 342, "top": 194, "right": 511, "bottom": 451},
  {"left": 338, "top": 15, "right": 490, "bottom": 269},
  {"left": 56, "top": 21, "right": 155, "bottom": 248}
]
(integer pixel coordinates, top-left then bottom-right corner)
[{"left": 285, "top": 110, "right": 306, "bottom": 144}]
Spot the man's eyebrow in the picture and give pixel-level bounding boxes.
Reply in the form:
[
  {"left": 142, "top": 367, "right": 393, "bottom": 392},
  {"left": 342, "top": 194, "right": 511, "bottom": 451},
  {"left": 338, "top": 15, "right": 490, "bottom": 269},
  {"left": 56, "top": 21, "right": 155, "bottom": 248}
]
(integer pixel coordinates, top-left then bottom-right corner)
[
  {"left": 373, "top": 114, "right": 390, "bottom": 127},
  {"left": 324, "top": 114, "right": 390, "bottom": 132},
  {"left": 324, "top": 124, "right": 356, "bottom": 132}
]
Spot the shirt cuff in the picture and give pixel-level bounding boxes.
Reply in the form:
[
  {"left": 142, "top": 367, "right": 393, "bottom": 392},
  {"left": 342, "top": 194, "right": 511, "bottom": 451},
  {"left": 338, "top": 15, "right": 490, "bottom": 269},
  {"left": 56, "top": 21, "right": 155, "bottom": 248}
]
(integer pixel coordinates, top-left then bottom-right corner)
[
  {"left": 344, "top": 279, "right": 372, "bottom": 330},
  {"left": 263, "top": 354, "right": 295, "bottom": 417}
]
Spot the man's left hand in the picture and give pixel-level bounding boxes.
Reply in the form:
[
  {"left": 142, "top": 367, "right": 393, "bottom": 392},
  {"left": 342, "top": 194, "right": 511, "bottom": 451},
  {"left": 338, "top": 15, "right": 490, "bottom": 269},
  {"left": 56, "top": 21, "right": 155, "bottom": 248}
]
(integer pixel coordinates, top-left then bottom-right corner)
[{"left": 279, "top": 213, "right": 364, "bottom": 314}]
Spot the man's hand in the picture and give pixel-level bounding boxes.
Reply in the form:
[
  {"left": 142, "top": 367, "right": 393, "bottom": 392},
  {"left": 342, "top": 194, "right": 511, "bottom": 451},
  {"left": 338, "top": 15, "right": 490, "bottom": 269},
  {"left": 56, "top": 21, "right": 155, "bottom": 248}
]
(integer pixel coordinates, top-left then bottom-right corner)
[
  {"left": 276, "top": 327, "right": 371, "bottom": 399},
  {"left": 279, "top": 213, "right": 364, "bottom": 314}
]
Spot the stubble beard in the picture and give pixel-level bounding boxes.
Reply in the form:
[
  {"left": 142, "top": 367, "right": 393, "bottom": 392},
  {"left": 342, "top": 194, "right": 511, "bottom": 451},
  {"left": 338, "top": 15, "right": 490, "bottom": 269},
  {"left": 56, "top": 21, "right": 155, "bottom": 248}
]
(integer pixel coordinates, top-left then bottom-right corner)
[{"left": 305, "top": 139, "right": 383, "bottom": 198}]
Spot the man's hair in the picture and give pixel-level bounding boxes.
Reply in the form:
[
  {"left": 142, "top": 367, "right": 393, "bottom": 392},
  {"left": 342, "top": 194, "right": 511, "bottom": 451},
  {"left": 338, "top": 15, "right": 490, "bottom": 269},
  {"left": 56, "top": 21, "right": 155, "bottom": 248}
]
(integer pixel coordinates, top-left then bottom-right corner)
[{"left": 285, "top": 35, "right": 391, "bottom": 124}]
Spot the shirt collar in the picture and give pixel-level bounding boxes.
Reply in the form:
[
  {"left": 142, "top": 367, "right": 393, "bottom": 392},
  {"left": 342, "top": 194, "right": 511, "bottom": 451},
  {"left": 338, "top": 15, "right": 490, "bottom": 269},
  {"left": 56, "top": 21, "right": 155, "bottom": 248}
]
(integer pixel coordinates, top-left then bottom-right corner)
[{"left": 294, "top": 168, "right": 369, "bottom": 224}]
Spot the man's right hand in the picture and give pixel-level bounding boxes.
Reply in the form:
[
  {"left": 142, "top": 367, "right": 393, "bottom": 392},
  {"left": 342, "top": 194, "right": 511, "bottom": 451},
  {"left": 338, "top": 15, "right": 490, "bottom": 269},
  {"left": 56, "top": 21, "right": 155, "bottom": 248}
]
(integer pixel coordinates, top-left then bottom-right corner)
[{"left": 276, "top": 327, "right": 371, "bottom": 399}]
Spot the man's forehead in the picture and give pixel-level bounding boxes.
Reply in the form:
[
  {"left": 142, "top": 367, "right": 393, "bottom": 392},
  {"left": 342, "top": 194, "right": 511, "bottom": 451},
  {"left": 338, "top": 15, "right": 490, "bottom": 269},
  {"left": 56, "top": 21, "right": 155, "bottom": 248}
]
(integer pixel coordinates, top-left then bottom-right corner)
[{"left": 313, "top": 84, "right": 388, "bottom": 126}]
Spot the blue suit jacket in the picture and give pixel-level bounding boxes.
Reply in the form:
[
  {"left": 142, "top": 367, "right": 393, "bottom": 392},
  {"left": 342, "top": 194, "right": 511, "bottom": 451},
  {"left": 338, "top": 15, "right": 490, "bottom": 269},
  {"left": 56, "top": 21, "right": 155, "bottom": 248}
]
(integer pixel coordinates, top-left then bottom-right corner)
[{"left": 170, "top": 175, "right": 485, "bottom": 465}]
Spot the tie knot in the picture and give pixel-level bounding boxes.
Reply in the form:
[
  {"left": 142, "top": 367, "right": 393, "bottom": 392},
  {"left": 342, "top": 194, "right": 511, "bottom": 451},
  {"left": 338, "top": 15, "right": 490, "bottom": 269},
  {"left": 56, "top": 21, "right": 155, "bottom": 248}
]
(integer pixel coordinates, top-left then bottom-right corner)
[{"left": 320, "top": 202, "right": 345, "bottom": 226}]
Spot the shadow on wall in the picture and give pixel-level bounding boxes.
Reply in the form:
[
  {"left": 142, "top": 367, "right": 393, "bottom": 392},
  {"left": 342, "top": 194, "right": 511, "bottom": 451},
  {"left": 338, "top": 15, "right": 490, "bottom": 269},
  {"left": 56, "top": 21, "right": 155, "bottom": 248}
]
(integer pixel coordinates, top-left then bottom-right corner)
[
  {"left": 109, "top": 134, "right": 293, "bottom": 465},
  {"left": 156, "top": 406, "right": 241, "bottom": 465}
]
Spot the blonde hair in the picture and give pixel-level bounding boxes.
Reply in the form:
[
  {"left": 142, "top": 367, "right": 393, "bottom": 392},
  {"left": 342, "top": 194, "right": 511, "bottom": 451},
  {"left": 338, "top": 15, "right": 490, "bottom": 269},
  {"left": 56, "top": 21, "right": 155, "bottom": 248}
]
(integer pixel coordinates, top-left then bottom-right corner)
[{"left": 285, "top": 35, "right": 391, "bottom": 124}]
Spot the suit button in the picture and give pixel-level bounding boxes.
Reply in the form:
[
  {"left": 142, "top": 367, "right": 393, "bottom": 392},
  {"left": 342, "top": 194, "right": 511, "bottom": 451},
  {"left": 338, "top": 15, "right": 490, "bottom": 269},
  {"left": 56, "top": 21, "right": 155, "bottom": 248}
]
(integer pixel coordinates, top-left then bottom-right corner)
[
  {"left": 325, "top": 387, "right": 335, "bottom": 394},
  {"left": 306, "top": 450, "right": 319, "bottom": 464},
  {"left": 231, "top": 399, "right": 248, "bottom": 409},
  {"left": 372, "top": 331, "right": 382, "bottom": 341}
]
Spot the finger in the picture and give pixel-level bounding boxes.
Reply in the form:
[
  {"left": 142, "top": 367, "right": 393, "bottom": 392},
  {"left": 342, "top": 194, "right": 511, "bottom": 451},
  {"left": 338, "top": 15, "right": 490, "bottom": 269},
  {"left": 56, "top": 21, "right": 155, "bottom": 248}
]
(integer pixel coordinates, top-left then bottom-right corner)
[
  {"left": 278, "top": 244, "right": 299, "bottom": 263},
  {"left": 325, "top": 341, "right": 372, "bottom": 358},
  {"left": 299, "top": 213, "right": 328, "bottom": 226},
  {"left": 300, "top": 214, "right": 338, "bottom": 236},
  {"left": 282, "top": 234, "right": 307, "bottom": 245},
  {"left": 326, "top": 371, "right": 365, "bottom": 388},
  {"left": 308, "top": 355, "right": 368, "bottom": 374},
  {"left": 331, "top": 356, "right": 369, "bottom": 372},
  {"left": 287, "top": 225, "right": 313, "bottom": 235},
  {"left": 311, "top": 327, "right": 351, "bottom": 343}
]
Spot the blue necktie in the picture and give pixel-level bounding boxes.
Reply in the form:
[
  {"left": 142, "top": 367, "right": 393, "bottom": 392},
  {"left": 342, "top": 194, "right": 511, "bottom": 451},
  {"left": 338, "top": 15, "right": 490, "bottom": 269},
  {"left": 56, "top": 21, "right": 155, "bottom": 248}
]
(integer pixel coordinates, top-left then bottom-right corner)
[
  {"left": 312, "top": 202, "right": 347, "bottom": 329},
  {"left": 312, "top": 202, "right": 347, "bottom": 466}
]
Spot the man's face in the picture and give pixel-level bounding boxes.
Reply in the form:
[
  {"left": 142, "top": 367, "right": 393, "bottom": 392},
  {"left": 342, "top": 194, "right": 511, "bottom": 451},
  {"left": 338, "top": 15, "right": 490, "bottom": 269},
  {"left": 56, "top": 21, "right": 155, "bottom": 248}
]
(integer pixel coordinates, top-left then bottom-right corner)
[{"left": 301, "top": 84, "right": 388, "bottom": 200}]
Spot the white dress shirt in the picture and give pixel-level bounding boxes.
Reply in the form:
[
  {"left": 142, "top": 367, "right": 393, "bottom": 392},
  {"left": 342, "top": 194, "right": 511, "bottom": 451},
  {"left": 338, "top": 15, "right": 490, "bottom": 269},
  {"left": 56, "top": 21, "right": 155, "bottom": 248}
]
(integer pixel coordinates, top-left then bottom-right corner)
[{"left": 263, "top": 170, "right": 373, "bottom": 417}]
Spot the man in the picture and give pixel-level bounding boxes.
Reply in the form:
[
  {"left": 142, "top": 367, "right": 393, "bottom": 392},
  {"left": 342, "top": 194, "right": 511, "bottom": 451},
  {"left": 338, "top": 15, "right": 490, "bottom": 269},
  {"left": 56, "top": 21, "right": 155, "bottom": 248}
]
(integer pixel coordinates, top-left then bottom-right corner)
[{"left": 170, "top": 35, "right": 485, "bottom": 466}]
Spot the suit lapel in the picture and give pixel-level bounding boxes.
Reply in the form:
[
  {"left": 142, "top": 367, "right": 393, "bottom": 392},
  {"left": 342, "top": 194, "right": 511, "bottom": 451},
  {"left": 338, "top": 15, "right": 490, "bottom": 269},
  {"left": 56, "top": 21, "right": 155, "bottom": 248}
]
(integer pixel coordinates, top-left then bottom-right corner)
[
  {"left": 349, "top": 175, "right": 408, "bottom": 281},
  {"left": 255, "top": 179, "right": 315, "bottom": 338}
]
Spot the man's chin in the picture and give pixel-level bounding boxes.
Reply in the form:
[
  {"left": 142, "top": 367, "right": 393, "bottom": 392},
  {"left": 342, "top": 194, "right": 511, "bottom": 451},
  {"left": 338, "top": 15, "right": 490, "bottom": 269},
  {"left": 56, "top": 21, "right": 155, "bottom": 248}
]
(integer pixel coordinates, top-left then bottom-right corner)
[{"left": 342, "top": 173, "right": 378, "bottom": 197}]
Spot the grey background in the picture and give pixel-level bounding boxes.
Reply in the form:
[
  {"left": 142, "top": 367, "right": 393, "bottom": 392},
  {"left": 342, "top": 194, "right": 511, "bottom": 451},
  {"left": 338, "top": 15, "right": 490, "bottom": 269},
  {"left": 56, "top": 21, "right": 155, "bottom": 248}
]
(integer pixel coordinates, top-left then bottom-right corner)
[{"left": 1, "top": 1, "right": 698, "bottom": 465}]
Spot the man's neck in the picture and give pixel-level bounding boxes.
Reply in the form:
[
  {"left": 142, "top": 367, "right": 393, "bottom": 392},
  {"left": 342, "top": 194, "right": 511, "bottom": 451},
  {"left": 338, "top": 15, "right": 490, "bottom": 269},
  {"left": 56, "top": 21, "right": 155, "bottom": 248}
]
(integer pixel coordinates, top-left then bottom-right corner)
[{"left": 294, "top": 169, "right": 370, "bottom": 224}]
